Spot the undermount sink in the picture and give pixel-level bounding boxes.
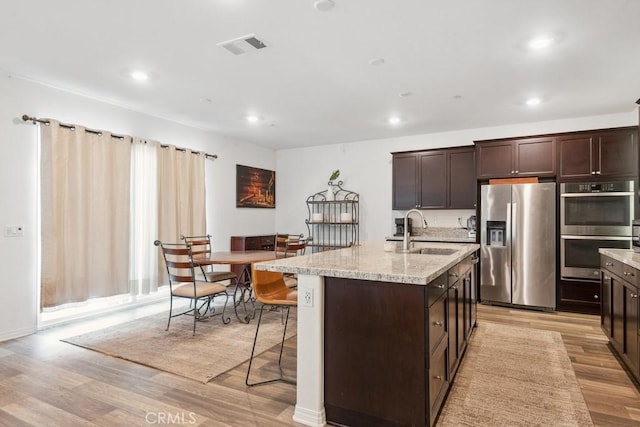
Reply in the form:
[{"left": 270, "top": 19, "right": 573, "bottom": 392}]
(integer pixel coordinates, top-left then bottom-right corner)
[
  {"left": 417, "top": 247, "right": 458, "bottom": 256},
  {"left": 394, "top": 247, "right": 458, "bottom": 256}
]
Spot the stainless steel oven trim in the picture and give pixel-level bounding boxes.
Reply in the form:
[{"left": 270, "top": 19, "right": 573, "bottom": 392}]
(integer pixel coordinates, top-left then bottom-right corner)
[
  {"left": 560, "top": 192, "right": 634, "bottom": 236},
  {"left": 560, "top": 235, "right": 632, "bottom": 281},
  {"left": 560, "top": 192, "right": 634, "bottom": 197}
]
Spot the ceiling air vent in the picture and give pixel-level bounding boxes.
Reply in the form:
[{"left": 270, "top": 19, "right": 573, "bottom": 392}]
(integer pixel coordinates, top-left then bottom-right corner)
[{"left": 217, "top": 34, "right": 267, "bottom": 56}]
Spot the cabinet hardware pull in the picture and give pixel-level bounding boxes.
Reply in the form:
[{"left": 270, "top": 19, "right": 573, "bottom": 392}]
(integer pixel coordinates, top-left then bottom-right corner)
[
  {"left": 596, "top": 171, "right": 601, "bottom": 175},
  {"left": 631, "top": 294, "right": 639, "bottom": 299},
  {"left": 605, "top": 262, "right": 614, "bottom": 267},
  {"left": 452, "top": 285, "right": 458, "bottom": 290},
  {"left": 433, "top": 321, "right": 443, "bottom": 326},
  {"left": 449, "top": 273, "right": 458, "bottom": 278},
  {"left": 594, "top": 295, "right": 599, "bottom": 299},
  {"left": 511, "top": 170, "right": 514, "bottom": 174},
  {"left": 624, "top": 271, "right": 635, "bottom": 277},
  {"left": 435, "top": 375, "right": 443, "bottom": 380},
  {"left": 436, "top": 284, "right": 445, "bottom": 289},
  {"left": 604, "top": 275, "right": 610, "bottom": 280},
  {"left": 591, "top": 171, "right": 596, "bottom": 175},
  {"left": 515, "top": 170, "right": 519, "bottom": 174}
]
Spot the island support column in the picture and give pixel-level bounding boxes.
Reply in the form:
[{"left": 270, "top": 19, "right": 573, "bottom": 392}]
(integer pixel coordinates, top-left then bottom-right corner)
[{"left": 292, "top": 274, "right": 326, "bottom": 426}]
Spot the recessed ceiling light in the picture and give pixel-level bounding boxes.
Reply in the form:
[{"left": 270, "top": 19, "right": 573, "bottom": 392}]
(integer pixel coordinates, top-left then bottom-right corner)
[
  {"left": 388, "top": 116, "right": 401, "bottom": 125},
  {"left": 528, "top": 36, "right": 554, "bottom": 50},
  {"left": 130, "top": 71, "right": 149, "bottom": 81},
  {"left": 526, "top": 98, "right": 542, "bottom": 106},
  {"left": 246, "top": 115, "right": 260, "bottom": 123}
]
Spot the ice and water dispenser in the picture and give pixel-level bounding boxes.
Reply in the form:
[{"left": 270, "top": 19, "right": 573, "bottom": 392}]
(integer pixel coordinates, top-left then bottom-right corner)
[{"left": 486, "top": 221, "right": 506, "bottom": 246}]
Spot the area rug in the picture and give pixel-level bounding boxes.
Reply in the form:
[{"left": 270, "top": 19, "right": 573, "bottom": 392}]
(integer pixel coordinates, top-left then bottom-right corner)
[
  {"left": 62, "top": 307, "right": 296, "bottom": 383},
  {"left": 437, "top": 322, "right": 593, "bottom": 426}
]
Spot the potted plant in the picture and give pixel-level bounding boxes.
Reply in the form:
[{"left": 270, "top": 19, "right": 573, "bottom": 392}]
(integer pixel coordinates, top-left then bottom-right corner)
[{"left": 326, "top": 169, "right": 340, "bottom": 201}]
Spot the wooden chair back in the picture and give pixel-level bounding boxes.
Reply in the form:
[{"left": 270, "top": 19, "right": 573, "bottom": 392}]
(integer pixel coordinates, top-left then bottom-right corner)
[
  {"left": 181, "top": 234, "right": 212, "bottom": 258},
  {"left": 155, "top": 241, "right": 197, "bottom": 285}
]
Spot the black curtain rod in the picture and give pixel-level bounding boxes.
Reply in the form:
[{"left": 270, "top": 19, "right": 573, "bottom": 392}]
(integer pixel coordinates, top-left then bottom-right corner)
[{"left": 22, "top": 114, "right": 218, "bottom": 159}]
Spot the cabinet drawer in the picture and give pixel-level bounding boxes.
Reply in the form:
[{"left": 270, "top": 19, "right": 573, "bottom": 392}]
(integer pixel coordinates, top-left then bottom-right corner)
[
  {"left": 602, "top": 256, "right": 640, "bottom": 287},
  {"left": 428, "top": 338, "right": 449, "bottom": 425},
  {"left": 427, "top": 272, "right": 448, "bottom": 307},
  {"left": 448, "top": 264, "right": 460, "bottom": 286},
  {"left": 428, "top": 292, "right": 447, "bottom": 354}
]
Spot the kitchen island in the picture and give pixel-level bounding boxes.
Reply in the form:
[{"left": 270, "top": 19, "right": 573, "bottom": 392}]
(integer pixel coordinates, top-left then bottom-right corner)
[
  {"left": 254, "top": 241, "right": 480, "bottom": 427},
  {"left": 599, "top": 248, "right": 640, "bottom": 385}
]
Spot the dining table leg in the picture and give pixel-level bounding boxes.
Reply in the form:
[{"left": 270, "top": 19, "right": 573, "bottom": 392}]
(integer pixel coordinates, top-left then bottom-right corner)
[{"left": 232, "top": 264, "right": 256, "bottom": 323}]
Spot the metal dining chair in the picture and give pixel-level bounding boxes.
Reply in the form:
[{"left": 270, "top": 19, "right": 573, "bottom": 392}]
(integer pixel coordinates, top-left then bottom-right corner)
[{"left": 154, "top": 240, "right": 230, "bottom": 335}]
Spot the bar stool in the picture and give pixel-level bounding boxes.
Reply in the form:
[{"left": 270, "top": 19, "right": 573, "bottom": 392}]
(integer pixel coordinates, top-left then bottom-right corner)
[{"left": 245, "top": 264, "right": 297, "bottom": 386}]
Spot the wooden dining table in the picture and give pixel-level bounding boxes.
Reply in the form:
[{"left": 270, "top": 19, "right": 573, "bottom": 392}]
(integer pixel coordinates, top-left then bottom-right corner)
[{"left": 193, "top": 250, "right": 277, "bottom": 323}]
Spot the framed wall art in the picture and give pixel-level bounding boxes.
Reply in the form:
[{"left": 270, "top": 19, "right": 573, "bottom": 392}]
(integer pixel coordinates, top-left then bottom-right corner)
[{"left": 236, "top": 164, "right": 276, "bottom": 208}]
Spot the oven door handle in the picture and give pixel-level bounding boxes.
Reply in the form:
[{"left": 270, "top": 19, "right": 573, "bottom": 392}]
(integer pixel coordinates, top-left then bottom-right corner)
[
  {"left": 560, "top": 235, "right": 632, "bottom": 240},
  {"left": 560, "top": 192, "right": 634, "bottom": 197}
]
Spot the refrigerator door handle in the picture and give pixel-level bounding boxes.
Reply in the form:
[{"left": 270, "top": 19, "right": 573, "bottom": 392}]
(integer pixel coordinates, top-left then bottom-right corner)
[
  {"left": 506, "top": 202, "right": 512, "bottom": 248},
  {"left": 506, "top": 201, "right": 512, "bottom": 295}
]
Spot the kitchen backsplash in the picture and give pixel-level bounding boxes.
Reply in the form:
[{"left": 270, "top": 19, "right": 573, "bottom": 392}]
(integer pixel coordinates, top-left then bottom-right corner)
[
  {"left": 410, "top": 226, "right": 471, "bottom": 239},
  {"left": 393, "top": 209, "right": 476, "bottom": 230}
]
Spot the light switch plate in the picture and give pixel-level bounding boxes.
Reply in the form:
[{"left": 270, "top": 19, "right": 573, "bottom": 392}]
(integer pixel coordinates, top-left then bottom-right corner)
[{"left": 5, "top": 225, "right": 24, "bottom": 237}]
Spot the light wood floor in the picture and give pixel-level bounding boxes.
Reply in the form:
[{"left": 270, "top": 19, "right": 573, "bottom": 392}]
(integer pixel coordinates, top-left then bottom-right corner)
[{"left": 0, "top": 303, "right": 639, "bottom": 426}]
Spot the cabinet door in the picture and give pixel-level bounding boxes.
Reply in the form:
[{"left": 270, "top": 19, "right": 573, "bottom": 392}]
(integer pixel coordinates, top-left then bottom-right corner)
[
  {"left": 514, "top": 137, "right": 556, "bottom": 177},
  {"left": 624, "top": 283, "right": 639, "bottom": 376},
  {"left": 419, "top": 151, "right": 447, "bottom": 209},
  {"left": 558, "top": 135, "right": 594, "bottom": 179},
  {"left": 476, "top": 141, "right": 513, "bottom": 179},
  {"left": 448, "top": 148, "right": 476, "bottom": 209},
  {"left": 448, "top": 286, "right": 458, "bottom": 374},
  {"left": 612, "top": 277, "right": 624, "bottom": 354},
  {"left": 601, "top": 271, "right": 612, "bottom": 338},
  {"left": 392, "top": 153, "right": 418, "bottom": 209},
  {"left": 597, "top": 129, "right": 637, "bottom": 178}
]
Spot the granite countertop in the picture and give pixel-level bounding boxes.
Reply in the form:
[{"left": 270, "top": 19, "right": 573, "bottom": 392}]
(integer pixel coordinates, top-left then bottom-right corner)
[
  {"left": 385, "top": 227, "right": 476, "bottom": 243},
  {"left": 600, "top": 248, "right": 640, "bottom": 270},
  {"left": 254, "top": 241, "right": 480, "bottom": 285}
]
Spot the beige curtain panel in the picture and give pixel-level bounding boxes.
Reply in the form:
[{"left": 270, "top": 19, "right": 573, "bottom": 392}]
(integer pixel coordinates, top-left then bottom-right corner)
[
  {"left": 157, "top": 145, "right": 207, "bottom": 285},
  {"left": 40, "top": 120, "right": 131, "bottom": 308}
]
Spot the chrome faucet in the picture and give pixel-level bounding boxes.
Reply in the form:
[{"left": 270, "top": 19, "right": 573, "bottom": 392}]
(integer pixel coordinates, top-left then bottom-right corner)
[{"left": 403, "top": 209, "right": 428, "bottom": 251}]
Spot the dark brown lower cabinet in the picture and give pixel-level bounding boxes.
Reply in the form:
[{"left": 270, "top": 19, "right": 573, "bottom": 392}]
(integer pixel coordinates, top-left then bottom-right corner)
[
  {"left": 601, "top": 254, "right": 640, "bottom": 382},
  {"left": 557, "top": 280, "right": 600, "bottom": 314},
  {"left": 324, "top": 252, "right": 477, "bottom": 427}
]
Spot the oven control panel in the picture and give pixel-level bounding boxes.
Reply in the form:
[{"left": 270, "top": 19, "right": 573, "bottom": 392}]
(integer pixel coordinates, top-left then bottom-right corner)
[{"left": 562, "top": 180, "right": 633, "bottom": 194}]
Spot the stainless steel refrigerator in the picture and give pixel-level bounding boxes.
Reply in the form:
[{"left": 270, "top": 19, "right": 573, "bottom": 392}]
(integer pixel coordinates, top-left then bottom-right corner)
[{"left": 480, "top": 182, "right": 556, "bottom": 309}]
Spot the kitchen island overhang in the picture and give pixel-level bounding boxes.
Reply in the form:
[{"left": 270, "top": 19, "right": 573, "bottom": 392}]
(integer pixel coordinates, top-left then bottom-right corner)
[{"left": 254, "top": 241, "right": 480, "bottom": 427}]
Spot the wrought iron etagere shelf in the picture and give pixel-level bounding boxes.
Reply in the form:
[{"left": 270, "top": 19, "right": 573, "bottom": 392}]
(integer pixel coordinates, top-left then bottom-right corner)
[{"left": 305, "top": 182, "right": 359, "bottom": 253}]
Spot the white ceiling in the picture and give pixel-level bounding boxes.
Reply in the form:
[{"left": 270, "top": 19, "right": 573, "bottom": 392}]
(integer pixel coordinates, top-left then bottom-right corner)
[{"left": 1, "top": 0, "right": 639, "bottom": 149}]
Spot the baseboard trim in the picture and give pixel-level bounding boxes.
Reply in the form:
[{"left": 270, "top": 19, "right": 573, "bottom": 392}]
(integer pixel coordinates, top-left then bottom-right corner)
[
  {"left": 293, "top": 405, "right": 326, "bottom": 427},
  {"left": 0, "top": 325, "right": 36, "bottom": 343}
]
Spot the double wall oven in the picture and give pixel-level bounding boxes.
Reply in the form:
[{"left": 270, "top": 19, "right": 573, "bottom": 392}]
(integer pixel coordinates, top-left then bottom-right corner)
[{"left": 560, "top": 181, "right": 634, "bottom": 281}]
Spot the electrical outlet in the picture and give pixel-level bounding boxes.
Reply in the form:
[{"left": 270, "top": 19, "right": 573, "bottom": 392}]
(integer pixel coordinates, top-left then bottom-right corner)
[{"left": 301, "top": 287, "right": 314, "bottom": 308}]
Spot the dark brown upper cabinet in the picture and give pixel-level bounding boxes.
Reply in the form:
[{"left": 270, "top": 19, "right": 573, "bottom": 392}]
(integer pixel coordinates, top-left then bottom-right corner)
[
  {"left": 475, "top": 137, "right": 556, "bottom": 180},
  {"left": 392, "top": 146, "right": 476, "bottom": 210},
  {"left": 558, "top": 127, "right": 637, "bottom": 181}
]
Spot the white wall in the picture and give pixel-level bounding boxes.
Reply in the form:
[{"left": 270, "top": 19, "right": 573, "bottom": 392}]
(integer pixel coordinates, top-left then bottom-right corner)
[
  {"left": 2, "top": 70, "right": 636, "bottom": 341},
  {"left": 276, "top": 111, "right": 637, "bottom": 243},
  {"left": 0, "top": 74, "right": 276, "bottom": 341}
]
